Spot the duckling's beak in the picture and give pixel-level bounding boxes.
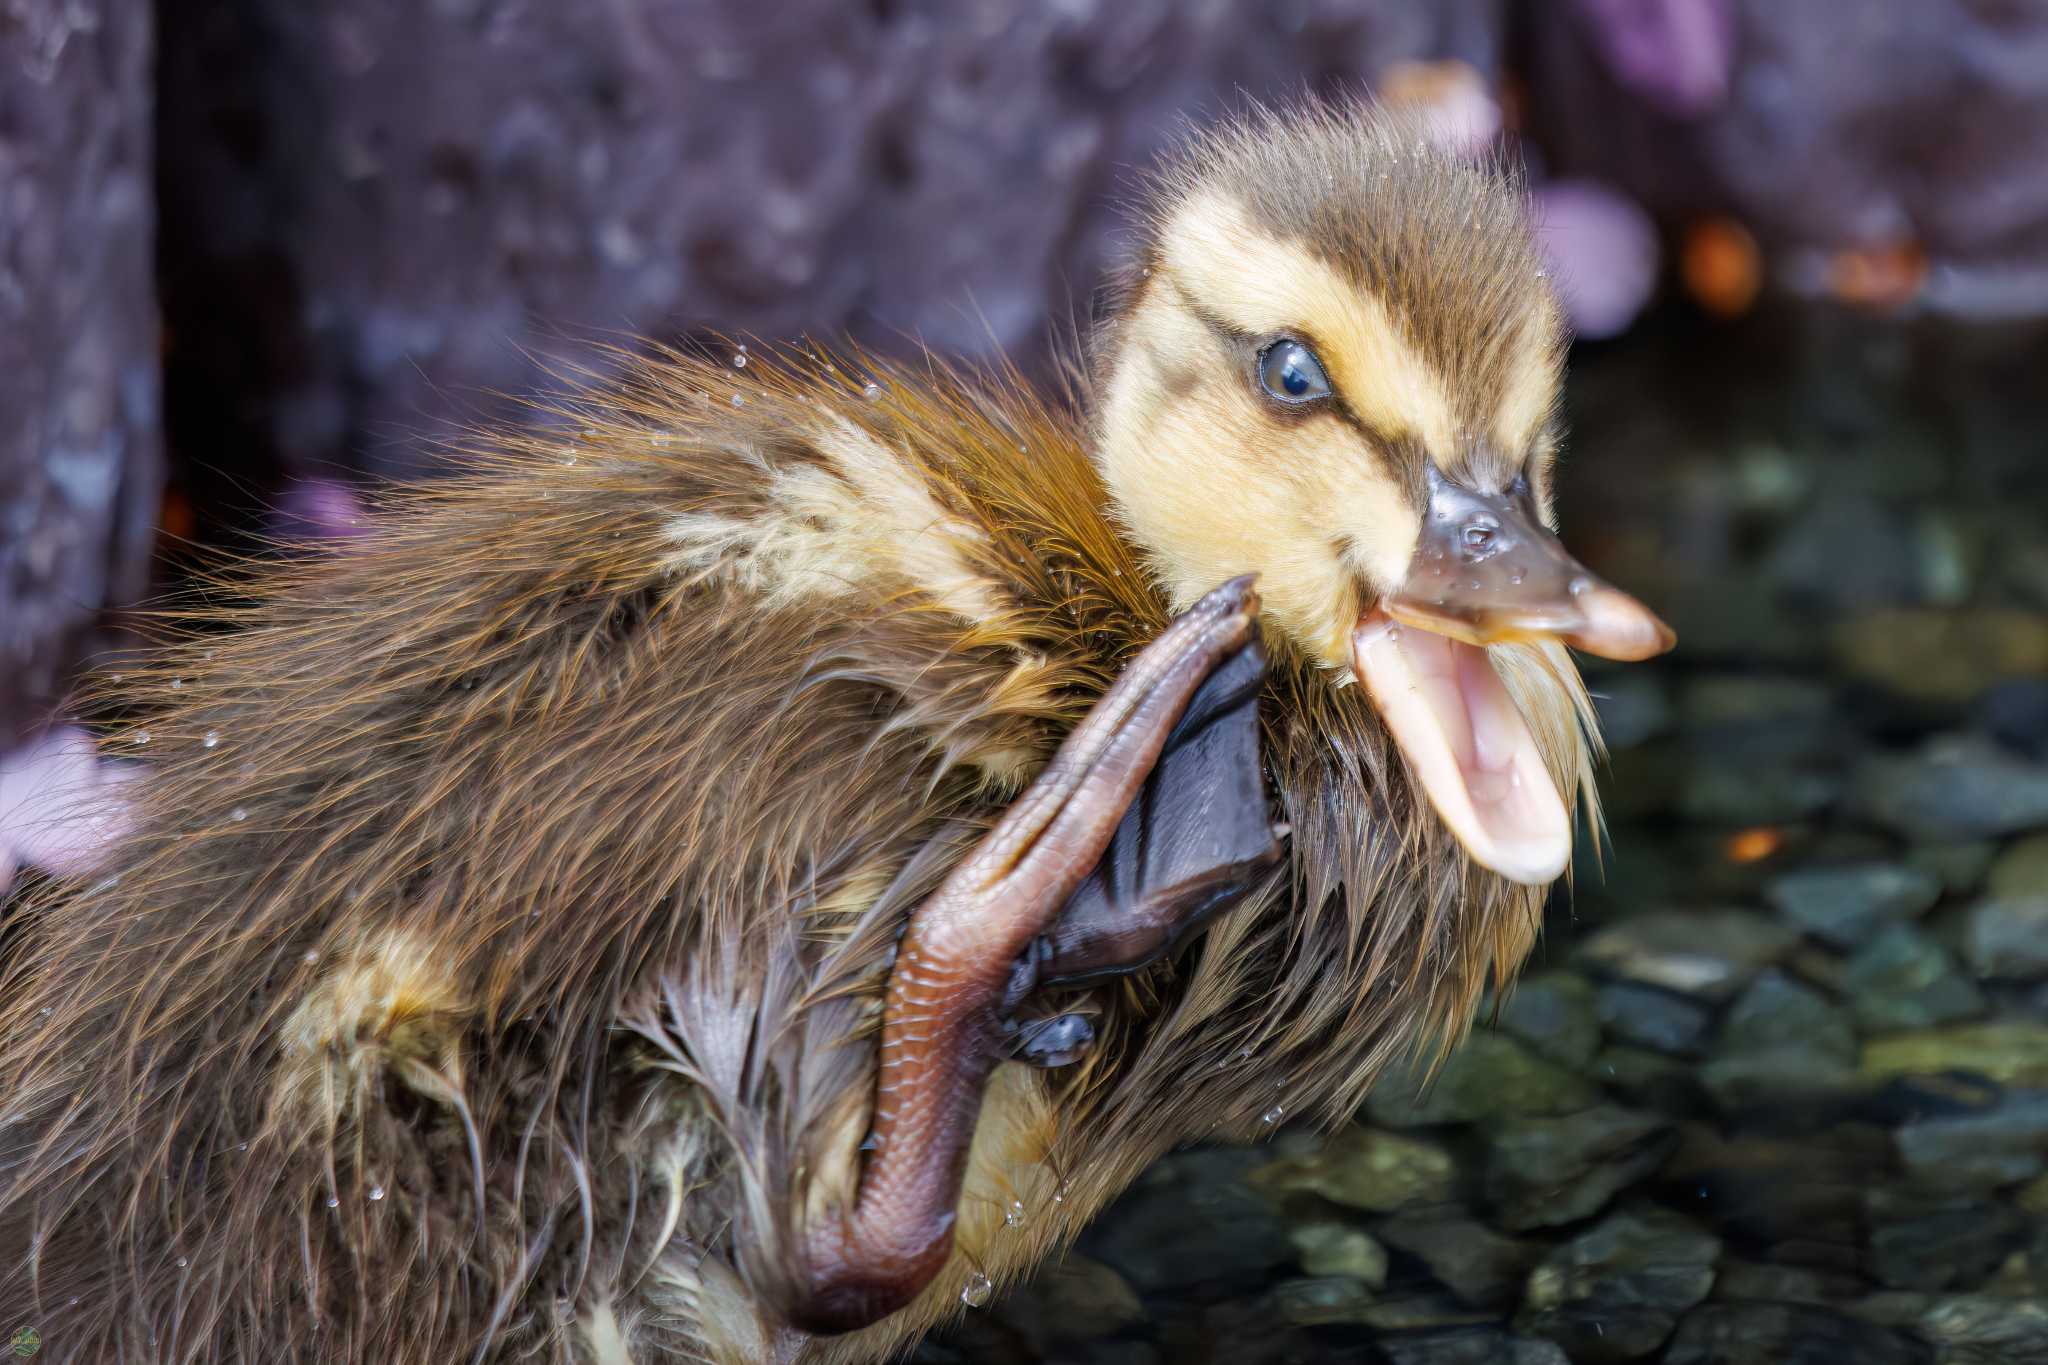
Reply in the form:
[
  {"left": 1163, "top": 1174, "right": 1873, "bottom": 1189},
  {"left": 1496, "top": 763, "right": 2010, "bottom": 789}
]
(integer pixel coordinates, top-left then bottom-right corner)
[{"left": 1351, "top": 467, "right": 1673, "bottom": 886}]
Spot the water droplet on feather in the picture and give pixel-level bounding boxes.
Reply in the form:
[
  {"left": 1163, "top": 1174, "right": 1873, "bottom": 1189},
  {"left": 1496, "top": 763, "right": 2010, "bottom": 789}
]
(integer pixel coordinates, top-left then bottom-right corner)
[{"left": 960, "top": 1271, "right": 992, "bottom": 1307}]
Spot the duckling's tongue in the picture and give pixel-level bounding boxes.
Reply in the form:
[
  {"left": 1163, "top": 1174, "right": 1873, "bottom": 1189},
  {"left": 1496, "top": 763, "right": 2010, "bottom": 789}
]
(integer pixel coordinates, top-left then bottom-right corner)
[{"left": 1351, "top": 609, "right": 1570, "bottom": 886}]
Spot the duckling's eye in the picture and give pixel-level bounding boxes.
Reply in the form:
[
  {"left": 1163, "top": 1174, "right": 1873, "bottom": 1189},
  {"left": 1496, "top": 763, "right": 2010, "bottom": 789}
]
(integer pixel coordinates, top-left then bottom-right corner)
[{"left": 1257, "top": 340, "right": 1331, "bottom": 405}]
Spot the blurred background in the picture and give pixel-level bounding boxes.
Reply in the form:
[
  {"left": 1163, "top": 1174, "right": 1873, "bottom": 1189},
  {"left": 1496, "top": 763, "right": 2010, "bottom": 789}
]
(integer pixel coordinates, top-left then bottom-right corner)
[{"left": 5, "top": 1, "right": 2048, "bottom": 1361}]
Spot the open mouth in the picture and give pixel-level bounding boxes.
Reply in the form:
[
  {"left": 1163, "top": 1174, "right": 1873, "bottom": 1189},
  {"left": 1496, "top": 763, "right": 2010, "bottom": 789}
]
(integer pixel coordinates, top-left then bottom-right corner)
[
  {"left": 1347, "top": 468, "right": 1675, "bottom": 886},
  {"left": 1352, "top": 608, "right": 1571, "bottom": 885}
]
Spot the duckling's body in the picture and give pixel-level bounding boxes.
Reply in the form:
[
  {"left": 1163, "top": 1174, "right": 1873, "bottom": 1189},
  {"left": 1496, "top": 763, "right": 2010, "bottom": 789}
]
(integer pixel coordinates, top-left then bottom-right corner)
[{"left": 0, "top": 105, "right": 1664, "bottom": 1363}]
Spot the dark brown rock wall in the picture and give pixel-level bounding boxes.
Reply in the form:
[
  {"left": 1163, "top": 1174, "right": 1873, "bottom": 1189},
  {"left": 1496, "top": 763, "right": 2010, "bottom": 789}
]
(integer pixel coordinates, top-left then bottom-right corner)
[{"left": 0, "top": 0, "right": 162, "bottom": 751}]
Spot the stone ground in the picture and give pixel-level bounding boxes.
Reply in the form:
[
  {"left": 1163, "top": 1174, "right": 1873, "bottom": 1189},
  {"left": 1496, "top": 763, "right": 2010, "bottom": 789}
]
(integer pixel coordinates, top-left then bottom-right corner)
[{"left": 922, "top": 311, "right": 2048, "bottom": 1365}]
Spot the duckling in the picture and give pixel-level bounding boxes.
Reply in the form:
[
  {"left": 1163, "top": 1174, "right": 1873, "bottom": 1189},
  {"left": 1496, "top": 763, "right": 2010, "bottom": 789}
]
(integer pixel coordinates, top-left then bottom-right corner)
[{"left": 0, "top": 101, "right": 1671, "bottom": 1364}]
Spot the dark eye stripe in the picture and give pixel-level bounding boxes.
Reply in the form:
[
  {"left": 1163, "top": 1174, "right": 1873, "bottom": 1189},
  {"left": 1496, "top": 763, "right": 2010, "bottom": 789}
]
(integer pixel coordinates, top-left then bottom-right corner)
[{"left": 1258, "top": 339, "right": 1331, "bottom": 405}]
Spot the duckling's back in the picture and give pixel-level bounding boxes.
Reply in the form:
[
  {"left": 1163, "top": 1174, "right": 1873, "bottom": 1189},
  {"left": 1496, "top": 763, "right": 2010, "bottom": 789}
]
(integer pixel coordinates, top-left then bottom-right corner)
[{"left": 0, "top": 348, "right": 1146, "bottom": 1362}]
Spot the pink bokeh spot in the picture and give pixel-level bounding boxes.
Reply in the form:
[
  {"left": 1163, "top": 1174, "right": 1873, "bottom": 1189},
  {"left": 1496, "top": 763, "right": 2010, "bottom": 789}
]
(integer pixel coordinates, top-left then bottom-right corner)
[
  {"left": 270, "top": 478, "right": 370, "bottom": 542},
  {"left": 1536, "top": 180, "right": 1663, "bottom": 341},
  {"left": 1573, "top": 0, "right": 1735, "bottom": 119},
  {"left": 0, "top": 726, "right": 141, "bottom": 890}
]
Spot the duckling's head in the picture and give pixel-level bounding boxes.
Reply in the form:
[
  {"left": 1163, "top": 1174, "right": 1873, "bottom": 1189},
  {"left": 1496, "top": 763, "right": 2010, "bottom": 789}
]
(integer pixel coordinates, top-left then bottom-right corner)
[{"left": 1094, "top": 102, "right": 1672, "bottom": 886}]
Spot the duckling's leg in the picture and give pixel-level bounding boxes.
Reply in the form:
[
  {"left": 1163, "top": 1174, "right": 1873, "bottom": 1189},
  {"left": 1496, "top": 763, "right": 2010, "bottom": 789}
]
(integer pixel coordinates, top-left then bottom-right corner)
[
  {"left": 794, "top": 576, "right": 1261, "bottom": 1334},
  {"left": 1026, "top": 629, "right": 1281, "bottom": 990}
]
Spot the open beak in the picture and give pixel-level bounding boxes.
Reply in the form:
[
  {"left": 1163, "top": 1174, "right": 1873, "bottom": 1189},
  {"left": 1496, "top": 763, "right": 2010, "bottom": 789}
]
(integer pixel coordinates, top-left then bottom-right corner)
[{"left": 1351, "top": 467, "right": 1674, "bottom": 885}]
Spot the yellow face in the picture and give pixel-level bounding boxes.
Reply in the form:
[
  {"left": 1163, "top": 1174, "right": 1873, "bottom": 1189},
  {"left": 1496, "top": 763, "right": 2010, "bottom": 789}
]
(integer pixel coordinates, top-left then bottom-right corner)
[
  {"left": 1095, "top": 193, "right": 1562, "bottom": 673},
  {"left": 1095, "top": 189, "right": 1670, "bottom": 886}
]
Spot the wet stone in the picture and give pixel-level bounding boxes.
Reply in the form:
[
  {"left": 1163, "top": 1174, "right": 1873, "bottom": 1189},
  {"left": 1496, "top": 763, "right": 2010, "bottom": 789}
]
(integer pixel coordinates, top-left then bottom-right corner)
[
  {"left": 1962, "top": 896, "right": 2048, "bottom": 979},
  {"left": 992, "top": 1254, "right": 1144, "bottom": 1353},
  {"left": 1483, "top": 1105, "right": 1677, "bottom": 1232},
  {"left": 1079, "top": 1148, "right": 1293, "bottom": 1294},
  {"left": 1861, "top": 1021, "right": 2048, "bottom": 1087},
  {"left": 1907, "top": 839, "right": 1998, "bottom": 896},
  {"left": 1519, "top": 1204, "right": 1722, "bottom": 1363},
  {"left": 1831, "top": 606, "right": 2048, "bottom": 703},
  {"left": 1590, "top": 1045, "right": 1700, "bottom": 1109},
  {"left": 1677, "top": 761, "right": 1841, "bottom": 826},
  {"left": 1851, "top": 737, "right": 2048, "bottom": 842},
  {"left": 1916, "top": 1293, "right": 2048, "bottom": 1362},
  {"left": 1590, "top": 670, "right": 1672, "bottom": 750},
  {"left": 1663, "top": 1302, "right": 1930, "bottom": 1365},
  {"left": 1710, "top": 1259, "right": 1865, "bottom": 1306},
  {"left": 1597, "top": 981, "right": 1714, "bottom": 1056},
  {"left": 1700, "top": 970, "right": 1859, "bottom": 1110},
  {"left": 1378, "top": 1329, "right": 1569, "bottom": 1365},
  {"left": 1363, "top": 1033, "right": 1599, "bottom": 1128},
  {"left": 1987, "top": 831, "right": 2048, "bottom": 897},
  {"left": 1843, "top": 926, "right": 1988, "bottom": 1033},
  {"left": 1680, "top": 674, "right": 1836, "bottom": 730},
  {"left": 1867, "top": 1193, "right": 2026, "bottom": 1291},
  {"left": 1267, "top": 1275, "right": 1377, "bottom": 1328},
  {"left": 1288, "top": 1223, "right": 1389, "bottom": 1287},
  {"left": 1377, "top": 1212, "right": 1540, "bottom": 1308},
  {"left": 1979, "top": 676, "right": 2048, "bottom": 760},
  {"left": 1575, "top": 909, "right": 1798, "bottom": 1002},
  {"left": 1248, "top": 1125, "right": 1456, "bottom": 1213},
  {"left": 1661, "top": 1127, "right": 1882, "bottom": 1257},
  {"left": 1895, "top": 1091, "right": 2048, "bottom": 1191},
  {"left": 1496, "top": 971, "right": 1603, "bottom": 1069},
  {"left": 1763, "top": 863, "right": 1942, "bottom": 947}
]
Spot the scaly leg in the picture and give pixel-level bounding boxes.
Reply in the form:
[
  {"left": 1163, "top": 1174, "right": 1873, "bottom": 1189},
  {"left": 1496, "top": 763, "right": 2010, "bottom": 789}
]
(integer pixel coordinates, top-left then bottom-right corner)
[{"left": 792, "top": 576, "right": 1261, "bottom": 1333}]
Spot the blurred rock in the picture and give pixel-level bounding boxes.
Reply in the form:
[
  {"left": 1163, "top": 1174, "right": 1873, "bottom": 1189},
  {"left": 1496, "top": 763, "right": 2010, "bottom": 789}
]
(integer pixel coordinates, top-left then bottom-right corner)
[
  {"left": 1700, "top": 970, "right": 1859, "bottom": 1109},
  {"left": 1287, "top": 1223, "right": 1388, "bottom": 1287},
  {"left": 1979, "top": 677, "right": 2048, "bottom": 760},
  {"left": 1676, "top": 760, "right": 1841, "bottom": 826},
  {"left": 1376, "top": 1212, "right": 1538, "bottom": 1308},
  {"left": 1963, "top": 897, "right": 2048, "bottom": 979},
  {"left": 1364, "top": 1032, "right": 1599, "bottom": 1128},
  {"left": 994, "top": 1254, "right": 1145, "bottom": 1356},
  {"left": 1586, "top": 670, "right": 1673, "bottom": 751},
  {"left": 1832, "top": 608, "right": 2048, "bottom": 704},
  {"left": 1575, "top": 909, "right": 1798, "bottom": 1001},
  {"left": 1663, "top": 1303, "right": 1929, "bottom": 1365},
  {"left": 1862, "top": 1022, "right": 2048, "bottom": 1088},
  {"left": 1907, "top": 840, "right": 1997, "bottom": 897},
  {"left": 1483, "top": 1105, "right": 1676, "bottom": 1231},
  {"left": 1842, "top": 927, "right": 1987, "bottom": 1034},
  {"left": 1763, "top": 863, "right": 1942, "bottom": 948},
  {"left": 1521, "top": 1204, "right": 1722, "bottom": 1362},
  {"left": 1987, "top": 833, "right": 2048, "bottom": 898},
  {"left": 1496, "top": 971, "right": 1603, "bottom": 1069},
  {"left": 0, "top": 0, "right": 164, "bottom": 751},
  {"left": 1708, "top": 1260, "right": 1863, "bottom": 1307},
  {"left": 1916, "top": 1295, "right": 2048, "bottom": 1364},
  {"left": 1266, "top": 1276, "right": 1378, "bottom": 1329},
  {"left": 1895, "top": 1092, "right": 2048, "bottom": 1192},
  {"left": 1867, "top": 1191, "right": 2025, "bottom": 1291},
  {"left": 1080, "top": 1147, "right": 1293, "bottom": 1295},
  {"left": 1379, "top": 1329, "right": 1569, "bottom": 1365},
  {"left": 1851, "top": 738, "right": 2048, "bottom": 842},
  {"left": 1596, "top": 981, "right": 1714, "bottom": 1056},
  {"left": 1250, "top": 1124, "right": 1457, "bottom": 1215}
]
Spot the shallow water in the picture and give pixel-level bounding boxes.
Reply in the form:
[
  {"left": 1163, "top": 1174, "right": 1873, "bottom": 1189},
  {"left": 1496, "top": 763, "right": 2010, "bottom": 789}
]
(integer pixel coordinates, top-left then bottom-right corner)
[{"left": 922, "top": 310, "right": 2048, "bottom": 1365}]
